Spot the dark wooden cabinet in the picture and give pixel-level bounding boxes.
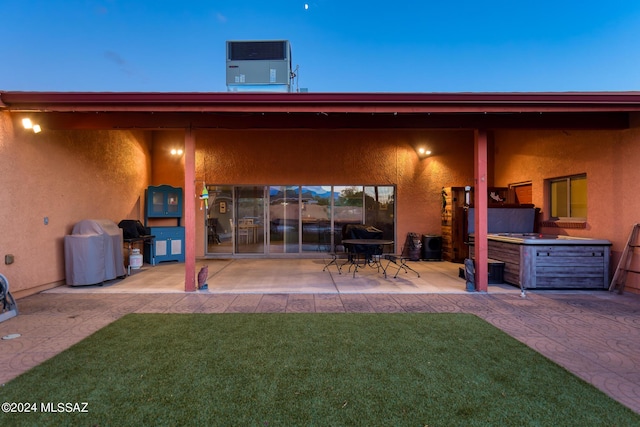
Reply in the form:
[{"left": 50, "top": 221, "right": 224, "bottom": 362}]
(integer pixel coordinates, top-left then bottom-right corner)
[
  {"left": 441, "top": 187, "right": 468, "bottom": 263},
  {"left": 441, "top": 186, "right": 509, "bottom": 263}
]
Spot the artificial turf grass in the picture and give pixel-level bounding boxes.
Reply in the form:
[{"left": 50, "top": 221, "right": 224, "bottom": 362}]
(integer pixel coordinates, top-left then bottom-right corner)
[{"left": 1, "top": 313, "right": 638, "bottom": 426}]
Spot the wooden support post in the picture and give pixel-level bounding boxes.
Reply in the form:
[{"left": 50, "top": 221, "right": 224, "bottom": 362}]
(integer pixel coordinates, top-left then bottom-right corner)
[
  {"left": 474, "top": 129, "right": 489, "bottom": 292},
  {"left": 184, "top": 128, "right": 196, "bottom": 292}
]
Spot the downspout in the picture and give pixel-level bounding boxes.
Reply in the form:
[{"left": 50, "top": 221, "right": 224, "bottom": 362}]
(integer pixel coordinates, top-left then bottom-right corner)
[
  {"left": 474, "top": 129, "right": 489, "bottom": 292},
  {"left": 184, "top": 127, "right": 197, "bottom": 292}
]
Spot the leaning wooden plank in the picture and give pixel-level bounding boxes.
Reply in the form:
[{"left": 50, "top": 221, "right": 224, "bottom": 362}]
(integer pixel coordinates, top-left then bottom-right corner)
[{"left": 610, "top": 224, "right": 639, "bottom": 292}]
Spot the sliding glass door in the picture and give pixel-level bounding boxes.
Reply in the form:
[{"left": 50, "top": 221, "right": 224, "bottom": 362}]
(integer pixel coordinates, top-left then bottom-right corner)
[
  {"left": 301, "top": 186, "right": 332, "bottom": 253},
  {"left": 364, "top": 185, "right": 395, "bottom": 241},
  {"left": 235, "top": 186, "right": 265, "bottom": 254},
  {"left": 269, "top": 186, "right": 299, "bottom": 254},
  {"left": 205, "top": 184, "right": 395, "bottom": 256},
  {"left": 333, "top": 186, "right": 364, "bottom": 247},
  {"left": 205, "top": 185, "right": 233, "bottom": 255}
]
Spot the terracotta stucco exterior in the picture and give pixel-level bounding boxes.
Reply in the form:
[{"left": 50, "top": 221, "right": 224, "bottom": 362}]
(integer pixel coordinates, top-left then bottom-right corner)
[
  {"left": 2, "top": 92, "right": 640, "bottom": 296},
  {"left": 186, "top": 129, "right": 475, "bottom": 256},
  {"left": 2, "top": 118, "right": 476, "bottom": 297},
  {"left": 1, "top": 112, "right": 152, "bottom": 297},
  {"left": 494, "top": 121, "right": 640, "bottom": 292}
]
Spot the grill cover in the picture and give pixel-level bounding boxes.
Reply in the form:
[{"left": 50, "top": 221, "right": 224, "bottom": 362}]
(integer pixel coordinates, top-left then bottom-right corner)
[
  {"left": 342, "top": 224, "right": 383, "bottom": 240},
  {"left": 64, "top": 219, "right": 125, "bottom": 286}
]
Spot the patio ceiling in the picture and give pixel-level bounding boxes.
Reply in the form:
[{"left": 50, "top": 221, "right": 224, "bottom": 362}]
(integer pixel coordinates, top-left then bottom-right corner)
[{"left": 2, "top": 91, "right": 640, "bottom": 130}]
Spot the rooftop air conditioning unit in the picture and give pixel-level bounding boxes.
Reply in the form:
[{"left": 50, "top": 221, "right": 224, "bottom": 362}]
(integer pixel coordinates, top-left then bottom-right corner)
[{"left": 226, "top": 40, "right": 292, "bottom": 92}]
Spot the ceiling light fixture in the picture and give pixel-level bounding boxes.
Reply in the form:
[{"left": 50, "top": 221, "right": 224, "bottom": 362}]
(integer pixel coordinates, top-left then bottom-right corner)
[{"left": 22, "top": 117, "right": 42, "bottom": 133}]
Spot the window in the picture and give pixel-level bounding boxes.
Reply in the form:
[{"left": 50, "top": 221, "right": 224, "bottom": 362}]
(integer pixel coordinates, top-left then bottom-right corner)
[{"left": 549, "top": 174, "right": 587, "bottom": 220}]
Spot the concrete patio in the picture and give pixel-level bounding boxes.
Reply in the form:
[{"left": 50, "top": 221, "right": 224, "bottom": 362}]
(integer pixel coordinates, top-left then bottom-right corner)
[
  {"left": 43, "top": 258, "right": 521, "bottom": 294},
  {"left": 1, "top": 259, "right": 639, "bottom": 414}
]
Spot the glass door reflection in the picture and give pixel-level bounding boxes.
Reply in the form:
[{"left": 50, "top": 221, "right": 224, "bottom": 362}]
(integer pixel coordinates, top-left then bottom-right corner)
[
  {"left": 365, "top": 186, "right": 395, "bottom": 240},
  {"left": 235, "top": 186, "right": 265, "bottom": 254},
  {"left": 205, "top": 185, "right": 233, "bottom": 255},
  {"left": 301, "top": 186, "right": 331, "bottom": 252},
  {"left": 333, "top": 186, "right": 364, "bottom": 247},
  {"left": 269, "top": 186, "right": 300, "bottom": 253}
]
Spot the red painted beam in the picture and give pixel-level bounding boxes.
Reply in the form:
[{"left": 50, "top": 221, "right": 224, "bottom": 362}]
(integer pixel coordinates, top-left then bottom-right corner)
[
  {"left": 474, "top": 129, "right": 489, "bottom": 292},
  {"left": 184, "top": 129, "right": 196, "bottom": 292}
]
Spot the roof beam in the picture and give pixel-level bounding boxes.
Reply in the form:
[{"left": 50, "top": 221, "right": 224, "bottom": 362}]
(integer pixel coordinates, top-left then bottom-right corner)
[{"left": 22, "top": 111, "right": 629, "bottom": 131}]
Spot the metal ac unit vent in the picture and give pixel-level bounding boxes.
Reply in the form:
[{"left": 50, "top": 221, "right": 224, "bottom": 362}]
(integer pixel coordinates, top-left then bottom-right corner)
[
  {"left": 226, "top": 40, "right": 292, "bottom": 92},
  {"left": 228, "top": 41, "right": 287, "bottom": 61}
]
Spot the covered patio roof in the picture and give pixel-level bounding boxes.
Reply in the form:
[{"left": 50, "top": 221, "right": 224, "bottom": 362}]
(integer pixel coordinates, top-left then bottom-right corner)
[
  {"left": 2, "top": 91, "right": 640, "bottom": 130},
  {"left": 4, "top": 90, "right": 640, "bottom": 292}
]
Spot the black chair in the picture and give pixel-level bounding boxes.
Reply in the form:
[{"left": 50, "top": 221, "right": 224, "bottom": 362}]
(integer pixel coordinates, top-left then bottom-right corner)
[
  {"left": 323, "top": 243, "right": 350, "bottom": 274},
  {"left": 383, "top": 249, "right": 421, "bottom": 278},
  {"left": 208, "top": 218, "right": 221, "bottom": 245}
]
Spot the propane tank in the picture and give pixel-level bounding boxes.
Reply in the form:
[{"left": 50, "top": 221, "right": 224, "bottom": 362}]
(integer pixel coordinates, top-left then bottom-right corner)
[{"left": 129, "top": 248, "right": 143, "bottom": 270}]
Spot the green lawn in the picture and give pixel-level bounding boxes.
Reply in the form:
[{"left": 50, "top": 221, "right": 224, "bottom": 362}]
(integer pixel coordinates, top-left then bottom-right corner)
[{"left": 1, "top": 313, "right": 638, "bottom": 426}]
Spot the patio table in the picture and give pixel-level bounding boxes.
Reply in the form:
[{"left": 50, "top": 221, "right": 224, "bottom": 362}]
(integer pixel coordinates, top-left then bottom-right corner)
[{"left": 342, "top": 239, "right": 394, "bottom": 277}]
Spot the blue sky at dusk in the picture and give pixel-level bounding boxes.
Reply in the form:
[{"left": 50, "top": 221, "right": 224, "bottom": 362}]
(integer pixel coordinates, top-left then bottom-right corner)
[{"left": 2, "top": 1, "right": 640, "bottom": 92}]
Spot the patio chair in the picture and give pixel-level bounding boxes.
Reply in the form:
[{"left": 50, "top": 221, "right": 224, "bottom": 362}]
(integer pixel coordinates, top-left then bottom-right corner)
[
  {"left": 322, "top": 243, "right": 349, "bottom": 274},
  {"left": 207, "top": 218, "right": 221, "bottom": 245},
  {"left": 238, "top": 218, "right": 253, "bottom": 244},
  {"left": 231, "top": 218, "right": 250, "bottom": 245},
  {"left": 383, "top": 253, "right": 421, "bottom": 279}
]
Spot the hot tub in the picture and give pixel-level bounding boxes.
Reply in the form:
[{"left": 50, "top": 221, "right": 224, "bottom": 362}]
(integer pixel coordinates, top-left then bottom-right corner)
[{"left": 470, "top": 233, "right": 611, "bottom": 289}]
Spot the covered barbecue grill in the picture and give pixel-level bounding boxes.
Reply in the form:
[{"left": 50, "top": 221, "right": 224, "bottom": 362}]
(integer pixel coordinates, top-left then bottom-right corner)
[
  {"left": 342, "top": 224, "right": 384, "bottom": 258},
  {"left": 64, "top": 219, "right": 125, "bottom": 286}
]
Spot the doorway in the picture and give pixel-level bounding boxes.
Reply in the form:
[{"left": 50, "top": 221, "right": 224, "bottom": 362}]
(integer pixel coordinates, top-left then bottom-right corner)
[
  {"left": 234, "top": 186, "right": 266, "bottom": 254},
  {"left": 205, "top": 185, "right": 266, "bottom": 255},
  {"left": 269, "top": 185, "right": 299, "bottom": 254},
  {"left": 205, "top": 184, "right": 396, "bottom": 257}
]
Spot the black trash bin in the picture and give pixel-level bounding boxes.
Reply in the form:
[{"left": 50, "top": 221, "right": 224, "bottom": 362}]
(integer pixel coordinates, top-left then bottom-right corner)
[
  {"left": 422, "top": 234, "right": 442, "bottom": 261},
  {"left": 403, "top": 232, "right": 422, "bottom": 261}
]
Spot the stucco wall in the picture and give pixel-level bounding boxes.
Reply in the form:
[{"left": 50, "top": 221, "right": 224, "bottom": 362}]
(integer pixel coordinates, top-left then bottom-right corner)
[
  {"left": 151, "top": 130, "right": 186, "bottom": 188},
  {"left": 9, "top": 113, "right": 638, "bottom": 296},
  {"left": 172, "top": 129, "right": 476, "bottom": 255},
  {"left": 494, "top": 126, "right": 640, "bottom": 293},
  {"left": 0, "top": 112, "right": 152, "bottom": 297}
]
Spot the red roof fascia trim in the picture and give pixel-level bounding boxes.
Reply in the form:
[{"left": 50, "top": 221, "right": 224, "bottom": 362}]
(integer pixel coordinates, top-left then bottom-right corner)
[{"left": 3, "top": 91, "right": 640, "bottom": 113}]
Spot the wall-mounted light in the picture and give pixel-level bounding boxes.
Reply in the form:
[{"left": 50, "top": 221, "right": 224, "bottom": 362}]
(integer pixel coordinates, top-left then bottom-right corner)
[
  {"left": 416, "top": 146, "right": 432, "bottom": 158},
  {"left": 170, "top": 148, "right": 184, "bottom": 156},
  {"left": 22, "top": 118, "right": 42, "bottom": 133}
]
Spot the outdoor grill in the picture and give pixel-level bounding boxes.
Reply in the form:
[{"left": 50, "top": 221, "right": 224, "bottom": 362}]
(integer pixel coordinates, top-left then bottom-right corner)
[{"left": 64, "top": 219, "right": 125, "bottom": 286}]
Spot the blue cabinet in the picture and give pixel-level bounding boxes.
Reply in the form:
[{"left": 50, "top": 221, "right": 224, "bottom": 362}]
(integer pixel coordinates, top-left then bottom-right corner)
[
  {"left": 145, "top": 185, "right": 185, "bottom": 263},
  {"left": 145, "top": 227, "right": 185, "bottom": 263},
  {"left": 146, "top": 185, "right": 183, "bottom": 220}
]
